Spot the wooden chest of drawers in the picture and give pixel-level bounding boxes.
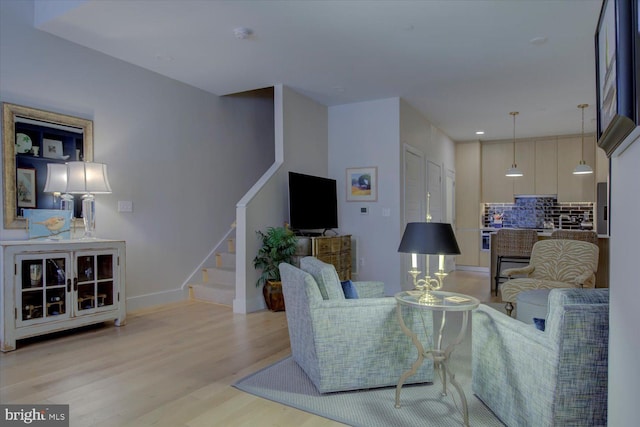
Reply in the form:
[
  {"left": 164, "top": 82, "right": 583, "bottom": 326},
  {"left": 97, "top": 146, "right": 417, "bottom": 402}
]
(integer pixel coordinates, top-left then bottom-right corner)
[{"left": 312, "top": 235, "right": 352, "bottom": 281}]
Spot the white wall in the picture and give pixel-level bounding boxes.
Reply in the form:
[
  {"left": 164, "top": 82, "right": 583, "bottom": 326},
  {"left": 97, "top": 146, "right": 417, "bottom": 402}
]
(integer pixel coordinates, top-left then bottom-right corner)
[
  {"left": 329, "top": 98, "right": 402, "bottom": 293},
  {"left": 0, "top": 0, "right": 274, "bottom": 310},
  {"left": 235, "top": 86, "right": 328, "bottom": 313},
  {"left": 608, "top": 134, "right": 640, "bottom": 425},
  {"left": 399, "top": 100, "right": 457, "bottom": 284},
  {"left": 328, "top": 98, "right": 455, "bottom": 295},
  {"left": 400, "top": 100, "right": 455, "bottom": 171}
]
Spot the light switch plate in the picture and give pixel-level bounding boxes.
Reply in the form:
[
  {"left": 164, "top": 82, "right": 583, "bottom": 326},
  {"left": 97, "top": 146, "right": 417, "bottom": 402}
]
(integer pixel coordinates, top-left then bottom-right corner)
[{"left": 118, "top": 200, "right": 133, "bottom": 213}]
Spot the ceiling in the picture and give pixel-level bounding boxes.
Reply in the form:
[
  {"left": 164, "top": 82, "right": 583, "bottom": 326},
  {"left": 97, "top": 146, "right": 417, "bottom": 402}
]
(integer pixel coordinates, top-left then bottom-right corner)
[{"left": 35, "top": 0, "right": 604, "bottom": 142}]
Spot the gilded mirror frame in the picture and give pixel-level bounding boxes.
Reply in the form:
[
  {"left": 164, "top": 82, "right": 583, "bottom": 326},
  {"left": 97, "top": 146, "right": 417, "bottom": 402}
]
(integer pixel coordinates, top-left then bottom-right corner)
[{"left": 2, "top": 103, "right": 93, "bottom": 229}]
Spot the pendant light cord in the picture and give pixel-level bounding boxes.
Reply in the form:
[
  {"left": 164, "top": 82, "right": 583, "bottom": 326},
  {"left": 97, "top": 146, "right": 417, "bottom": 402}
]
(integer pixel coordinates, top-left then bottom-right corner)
[
  {"left": 580, "top": 104, "right": 586, "bottom": 161},
  {"left": 510, "top": 111, "right": 519, "bottom": 165}
]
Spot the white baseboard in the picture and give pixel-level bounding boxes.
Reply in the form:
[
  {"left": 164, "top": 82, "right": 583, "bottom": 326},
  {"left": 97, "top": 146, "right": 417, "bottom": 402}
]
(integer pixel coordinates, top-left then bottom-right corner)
[
  {"left": 126, "top": 288, "right": 187, "bottom": 312},
  {"left": 233, "top": 295, "right": 265, "bottom": 314}
]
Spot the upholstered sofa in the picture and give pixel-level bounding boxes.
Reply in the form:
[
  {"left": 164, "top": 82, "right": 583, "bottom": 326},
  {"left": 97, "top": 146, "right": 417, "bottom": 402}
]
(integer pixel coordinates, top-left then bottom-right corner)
[
  {"left": 472, "top": 288, "right": 609, "bottom": 427},
  {"left": 278, "top": 256, "right": 433, "bottom": 393}
]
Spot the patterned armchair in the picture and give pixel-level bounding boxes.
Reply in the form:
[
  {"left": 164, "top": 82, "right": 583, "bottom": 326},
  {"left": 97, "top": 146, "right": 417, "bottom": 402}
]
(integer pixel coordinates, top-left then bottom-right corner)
[
  {"left": 278, "top": 257, "right": 433, "bottom": 393},
  {"left": 472, "top": 288, "right": 609, "bottom": 427},
  {"left": 500, "top": 239, "right": 599, "bottom": 315}
]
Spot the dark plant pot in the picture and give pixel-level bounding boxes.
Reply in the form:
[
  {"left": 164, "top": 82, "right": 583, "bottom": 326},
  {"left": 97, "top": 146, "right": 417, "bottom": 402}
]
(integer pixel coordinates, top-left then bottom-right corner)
[{"left": 263, "top": 280, "right": 285, "bottom": 312}]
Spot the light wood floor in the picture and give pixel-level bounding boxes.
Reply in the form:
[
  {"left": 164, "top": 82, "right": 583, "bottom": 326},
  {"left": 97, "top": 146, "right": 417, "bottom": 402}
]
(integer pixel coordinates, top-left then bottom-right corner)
[{"left": 0, "top": 270, "right": 495, "bottom": 427}]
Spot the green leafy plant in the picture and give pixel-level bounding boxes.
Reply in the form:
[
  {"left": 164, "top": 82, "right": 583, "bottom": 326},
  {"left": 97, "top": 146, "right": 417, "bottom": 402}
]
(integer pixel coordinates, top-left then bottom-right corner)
[{"left": 253, "top": 226, "right": 298, "bottom": 287}]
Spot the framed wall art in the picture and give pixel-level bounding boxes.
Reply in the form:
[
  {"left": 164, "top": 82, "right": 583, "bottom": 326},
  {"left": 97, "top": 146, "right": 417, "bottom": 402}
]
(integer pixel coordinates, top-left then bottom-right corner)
[
  {"left": 24, "top": 209, "right": 73, "bottom": 240},
  {"left": 42, "top": 138, "right": 64, "bottom": 159},
  {"left": 2, "top": 102, "right": 93, "bottom": 229},
  {"left": 346, "top": 166, "right": 377, "bottom": 202},
  {"left": 16, "top": 167, "right": 36, "bottom": 208},
  {"left": 595, "top": 0, "right": 636, "bottom": 138}
]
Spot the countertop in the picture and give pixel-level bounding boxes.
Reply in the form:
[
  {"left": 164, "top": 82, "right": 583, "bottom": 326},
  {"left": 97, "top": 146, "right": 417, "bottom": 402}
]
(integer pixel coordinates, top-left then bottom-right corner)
[{"left": 483, "top": 227, "right": 609, "bottom": 239}]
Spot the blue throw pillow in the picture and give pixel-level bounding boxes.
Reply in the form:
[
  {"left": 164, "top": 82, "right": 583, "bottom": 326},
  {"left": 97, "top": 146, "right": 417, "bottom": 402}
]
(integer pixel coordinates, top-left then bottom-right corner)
[
  {"left": 533, "top": 317, "right": 546, "bottom": 331},
  {"left": 341, "top": 280, "right": 359, "bottom": 299}
]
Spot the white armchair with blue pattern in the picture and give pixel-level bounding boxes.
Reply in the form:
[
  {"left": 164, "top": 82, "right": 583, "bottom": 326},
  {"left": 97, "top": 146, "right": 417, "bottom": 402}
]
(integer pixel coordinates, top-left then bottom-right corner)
[
  {"left": 278, "top": 257, "right": 434, "bottom": 393},
  {"left": 472, "top": 288, "right": 608, "bottom": 427}
]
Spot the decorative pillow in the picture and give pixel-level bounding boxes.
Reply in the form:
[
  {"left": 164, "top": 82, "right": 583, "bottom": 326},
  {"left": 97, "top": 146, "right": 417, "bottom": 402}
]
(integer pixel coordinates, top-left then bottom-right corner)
[
  {"left": 341, "top": 280, "right": 359, "bottom": 299},
  {"left": 533, "top": 317, "right": 546, "bottom": 331},
  {"left": 300, "top": 257, "right": 345, "bottom": 300}
]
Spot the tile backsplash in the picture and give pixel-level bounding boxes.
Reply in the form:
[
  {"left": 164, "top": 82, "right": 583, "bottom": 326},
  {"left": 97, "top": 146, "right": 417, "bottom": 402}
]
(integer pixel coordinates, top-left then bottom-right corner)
[{"left": 483, "top": 196, "right": 593, "bottom": 229}]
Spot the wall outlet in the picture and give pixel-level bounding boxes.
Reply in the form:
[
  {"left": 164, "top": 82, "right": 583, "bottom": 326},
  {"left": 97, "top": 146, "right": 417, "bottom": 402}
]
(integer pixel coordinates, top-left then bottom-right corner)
[{"left": 118, "top": 200, "right": 133, "bottom": 213}]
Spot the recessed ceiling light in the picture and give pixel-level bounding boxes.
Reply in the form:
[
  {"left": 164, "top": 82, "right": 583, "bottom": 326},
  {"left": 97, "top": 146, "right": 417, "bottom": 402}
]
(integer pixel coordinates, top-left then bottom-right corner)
[
  {"left": 475, "top": 130, "right": 485, "bottom": 135},
  {"left": 234, "top": 27, "right": 253, "bottom": 39}
]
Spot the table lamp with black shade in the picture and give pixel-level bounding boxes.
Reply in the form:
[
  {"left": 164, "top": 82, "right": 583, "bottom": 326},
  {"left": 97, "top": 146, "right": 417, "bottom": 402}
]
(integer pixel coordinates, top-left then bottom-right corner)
[{"left": 398, "top": 222, "right": 461, "bottom": 303}]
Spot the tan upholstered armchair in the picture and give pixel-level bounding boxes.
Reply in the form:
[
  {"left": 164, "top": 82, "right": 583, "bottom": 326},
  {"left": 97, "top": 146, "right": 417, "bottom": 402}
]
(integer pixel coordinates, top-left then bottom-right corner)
[{"left": 500, "top": 239, "right": 599, "bottom": 316}]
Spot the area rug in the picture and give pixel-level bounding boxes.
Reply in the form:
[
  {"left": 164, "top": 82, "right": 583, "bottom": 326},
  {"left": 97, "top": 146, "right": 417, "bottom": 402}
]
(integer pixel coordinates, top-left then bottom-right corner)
[{"left": 234, "top": 307, "right": 507, "bottom": 426}]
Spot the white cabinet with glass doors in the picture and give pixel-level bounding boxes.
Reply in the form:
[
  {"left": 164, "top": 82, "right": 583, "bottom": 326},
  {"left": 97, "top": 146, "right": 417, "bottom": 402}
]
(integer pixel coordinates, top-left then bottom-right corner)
[{"left": 1, "top": 240, "right": 126, "bottom": 352}]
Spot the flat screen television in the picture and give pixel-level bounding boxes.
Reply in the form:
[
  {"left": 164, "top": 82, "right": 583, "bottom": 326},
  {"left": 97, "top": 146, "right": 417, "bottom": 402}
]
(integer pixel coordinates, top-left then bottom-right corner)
[{"left": 288, "top": 172, "right": 338, "bottom": 233}]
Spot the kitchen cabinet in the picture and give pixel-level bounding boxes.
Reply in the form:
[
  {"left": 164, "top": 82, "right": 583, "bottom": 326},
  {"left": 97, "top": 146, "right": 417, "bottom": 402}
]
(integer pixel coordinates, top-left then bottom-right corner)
[
  {"left": 481, "top": 135, "right": 597, "bottom": 202},
  {"left": 513, "top": 139, "right": 535, "bottom": 195},
  {"left": 1, "top": 239, "right": 126, "bottom": 352},
  {"left": 481, "top": 142, "right": 516, "bottom": 203},
  {"left": 455, "top": 229, "right": 480, "bottom": 266},
  {"left": 456, "top": 141, "right": 481, "bottom": 228},
  {"left": 535, "top": 139, "right": 558, "bottom": 194},
  {"left": 557, "top": 135, "right": 595, "bottom": 202},
  {"left": 455, "top": 141, "right": 482, "bottom": 266},
  {"left": 595, "top": 145, "right": 609, "bottom": 184}
]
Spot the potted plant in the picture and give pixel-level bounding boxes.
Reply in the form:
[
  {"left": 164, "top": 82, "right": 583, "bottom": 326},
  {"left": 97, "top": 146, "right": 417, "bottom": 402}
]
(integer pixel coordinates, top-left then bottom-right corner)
[{"left": 253, "top": 225, "right": 298, "bottom": 311}]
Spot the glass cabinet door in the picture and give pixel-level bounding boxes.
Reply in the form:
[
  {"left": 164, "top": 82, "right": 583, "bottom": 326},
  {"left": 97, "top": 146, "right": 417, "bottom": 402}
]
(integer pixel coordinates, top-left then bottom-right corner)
[
  {"left": 75, "top": 250, "right": 117, "bottom": 314},
  {"left": 16, "top": 253, "right": 70, "bottom": 326}
]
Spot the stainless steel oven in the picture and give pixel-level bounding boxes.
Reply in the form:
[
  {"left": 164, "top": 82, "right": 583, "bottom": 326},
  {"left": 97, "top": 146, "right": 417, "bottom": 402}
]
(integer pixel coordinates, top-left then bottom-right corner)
[{"left": 481, "top": 229, "right": 492, "bottom": 252}]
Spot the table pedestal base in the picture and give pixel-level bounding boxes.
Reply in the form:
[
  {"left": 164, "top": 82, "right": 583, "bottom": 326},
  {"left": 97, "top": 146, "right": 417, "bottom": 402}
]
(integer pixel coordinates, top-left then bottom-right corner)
[{"left": 395, "top": 306, "right": 471, "bottom": 427}]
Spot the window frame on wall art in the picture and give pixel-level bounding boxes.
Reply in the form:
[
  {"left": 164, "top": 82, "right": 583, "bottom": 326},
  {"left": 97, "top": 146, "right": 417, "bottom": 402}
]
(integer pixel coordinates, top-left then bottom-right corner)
[
  {"left": 16, "top": 167, "right": 36, "bottom": 208},
  {"left": 346, "top": 166, "right": 377, "bottom": 202}
]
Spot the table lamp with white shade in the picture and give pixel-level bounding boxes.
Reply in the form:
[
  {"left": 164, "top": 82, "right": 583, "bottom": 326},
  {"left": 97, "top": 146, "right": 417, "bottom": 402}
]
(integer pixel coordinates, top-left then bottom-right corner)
[
  {"left": 65, "top": 161, "right": 112, "bottom": 239},
  {"left": 43, "top": 163, "right": 74, "bottom": 212}
]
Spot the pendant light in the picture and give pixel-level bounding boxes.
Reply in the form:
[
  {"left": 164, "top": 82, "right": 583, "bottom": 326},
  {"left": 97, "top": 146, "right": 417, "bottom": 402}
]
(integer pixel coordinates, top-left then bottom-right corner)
[
  {"left": 573, "top": 104, "right": 594, "bottom": 175},
  {"left": 505, "top": 111, "right": 523, "bottom": 177}
]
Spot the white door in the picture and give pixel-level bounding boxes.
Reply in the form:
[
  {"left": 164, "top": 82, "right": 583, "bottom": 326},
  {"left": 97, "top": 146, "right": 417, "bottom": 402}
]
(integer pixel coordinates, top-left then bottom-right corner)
[
  {"left": 445, "top": 169, "right": 456, "bottom": 272},
  {"left": 402, "top": 145, "right": 425, "bottom": 288},
  {"left": 426, "top": 160, "right": 442, "bottom": 274}
]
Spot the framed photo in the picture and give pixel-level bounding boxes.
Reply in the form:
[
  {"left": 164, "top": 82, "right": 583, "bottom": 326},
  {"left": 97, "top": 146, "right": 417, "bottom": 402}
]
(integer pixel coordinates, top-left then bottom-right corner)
[
  {"left": 42, "top": 138, "right": 64, "bottom": 159},
  {"left": 16, "top": 167, "right": 36, "bottom": 208},
  {"left": 23, "top": 209, "right": 73, "bottom": 240},
  {"left": 595, "top": 0, "right": 636, "bottom": 138},
  {"left": 346, "top": 166, "right": 377, "bottom": 202}
]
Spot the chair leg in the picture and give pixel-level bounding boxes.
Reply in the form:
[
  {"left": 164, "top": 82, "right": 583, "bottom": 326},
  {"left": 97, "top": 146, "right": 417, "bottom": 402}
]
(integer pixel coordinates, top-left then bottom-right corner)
[
  {"left": 505, "top": 302, "right": 514, "bottom": 317},
  {"left": 494, "top": 256, "right": 502, "bottom": 296}
]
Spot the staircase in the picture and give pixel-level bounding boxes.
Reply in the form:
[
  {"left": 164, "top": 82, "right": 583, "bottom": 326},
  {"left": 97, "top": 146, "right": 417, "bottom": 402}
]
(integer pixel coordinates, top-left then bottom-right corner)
[{"left": 189, "top": 227, "right": 236, "bottom": 306}]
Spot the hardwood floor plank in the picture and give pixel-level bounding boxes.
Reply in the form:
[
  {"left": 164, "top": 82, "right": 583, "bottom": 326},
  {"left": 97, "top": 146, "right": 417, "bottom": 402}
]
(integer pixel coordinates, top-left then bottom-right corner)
[{"left": 0, "top": 270, "right": 490, "bottom": 426}]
